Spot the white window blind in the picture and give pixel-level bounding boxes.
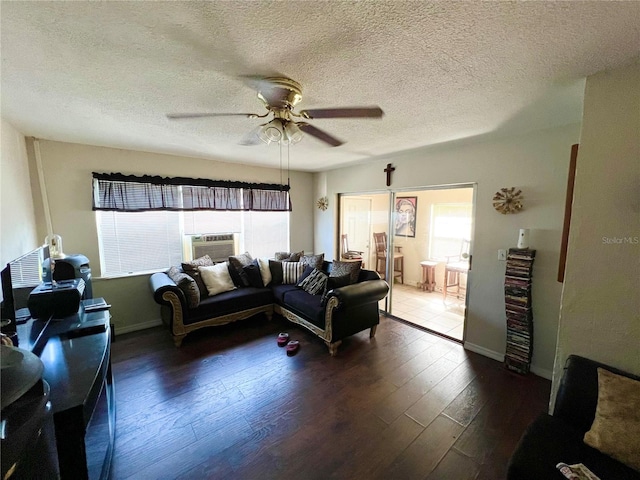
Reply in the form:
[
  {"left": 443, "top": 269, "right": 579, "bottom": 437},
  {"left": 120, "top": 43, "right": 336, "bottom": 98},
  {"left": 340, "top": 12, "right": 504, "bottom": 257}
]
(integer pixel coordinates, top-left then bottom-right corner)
[
  {"left": 243, "top": 211, "right": 289, "bottom": 258},
  {"left": 9, "top": 249, "right": 45, "bottom": 288},
  {"left": 429, "top": 203, "right": 472, "bottom": 261},
  {"left": 97, "top": 210, "right": 289, "bottom": 276},
  {"left": 97, "top": 210, "right": 183, "bottom": 276}
]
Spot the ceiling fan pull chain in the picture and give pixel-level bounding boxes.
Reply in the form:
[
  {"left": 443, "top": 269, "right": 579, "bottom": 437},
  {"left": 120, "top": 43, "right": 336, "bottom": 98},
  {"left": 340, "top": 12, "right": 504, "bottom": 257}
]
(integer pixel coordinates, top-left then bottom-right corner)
[
  {"left": 279, "top": 140, "right": 283, "bottom": 186},
  {"left": 287, "top": 142, "right": 291, "bottom": 187}
]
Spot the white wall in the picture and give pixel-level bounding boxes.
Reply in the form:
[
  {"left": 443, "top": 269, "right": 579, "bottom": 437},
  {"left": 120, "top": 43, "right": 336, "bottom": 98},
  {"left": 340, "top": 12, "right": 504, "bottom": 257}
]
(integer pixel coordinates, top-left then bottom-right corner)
[
  {"left": 32, "top": 140, "right": 314, "bottom": 333},
  {"left": 551, "top": 62, "right": 640, "bottom": 403},
  {"left": 316, "top": 123, "right": 581, "bottom": 377},
  {"left": 0, "top": 120, "right": 39, "bottom": 276}
]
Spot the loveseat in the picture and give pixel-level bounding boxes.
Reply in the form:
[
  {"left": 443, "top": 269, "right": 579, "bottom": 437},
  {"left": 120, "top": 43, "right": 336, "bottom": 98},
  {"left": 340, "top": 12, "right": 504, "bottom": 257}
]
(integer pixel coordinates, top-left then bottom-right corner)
[
  {"left": 149, "top": 253, "right": 389, "bottom": 356},
  {"left": 507, "top": 354, "right": 640, "bottom": 479}
]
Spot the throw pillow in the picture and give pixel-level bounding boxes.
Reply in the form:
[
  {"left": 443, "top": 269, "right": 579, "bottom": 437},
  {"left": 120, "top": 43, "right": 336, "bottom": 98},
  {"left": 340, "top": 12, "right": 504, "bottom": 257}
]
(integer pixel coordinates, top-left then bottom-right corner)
[
  {"left": 301, "top": 253, "right": 325, "bottom": 270},
  {"left": 227, "top": 262, "right": 244, "bottom": 287},
  {"left": 298, "top": 268, "right": 328, "bottom": 295},
  {"left": 282, "top": 261, "right": 305, "bottom": 285},
  {"left": 229, "top": 252, "right": 254, "bottom": 287},
  {"left": 321, "top": 274, "right": 352, "bottom": 306},
  {"left": 257, "top": 258, "right": 272, "bottom": 287},
  {"left": 181, "top": 255, "right": 214, "bottom": 297},
  {"left": 269, "top": 260, "right": 284, "bottom": 286},
  {"left": 583, "top": 368, "right": 640, "bottom": 472},
  {"left": 242, "top": 260, "right": 264, "bottom": 288},
  {"left": 199, "top": 263, "right": 236, "bottom": 296},
  {"left": 275, "top": 251, "right": 304, "bottom": 262},
  {"left": 296, "top": 265, "right": 315, "bottom": 285},
  {"left": 167, "top": 266, "right": 200, "bottom": 308},
  {"left": 330, "top": 260, "right": 362, "bottom": 285}
]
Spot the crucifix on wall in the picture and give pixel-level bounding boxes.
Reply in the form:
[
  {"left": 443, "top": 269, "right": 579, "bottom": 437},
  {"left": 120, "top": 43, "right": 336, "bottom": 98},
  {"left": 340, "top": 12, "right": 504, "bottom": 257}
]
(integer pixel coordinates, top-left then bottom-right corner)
[{"left": 384, "top": 163, "right": 395, "bottom": 186}]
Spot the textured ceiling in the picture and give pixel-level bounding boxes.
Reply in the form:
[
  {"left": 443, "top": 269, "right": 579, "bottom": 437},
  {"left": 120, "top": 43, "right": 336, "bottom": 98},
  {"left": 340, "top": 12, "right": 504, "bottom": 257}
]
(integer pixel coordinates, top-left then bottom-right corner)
[{"left": 1, "top": 2, "right": 639, "bottom": 172}]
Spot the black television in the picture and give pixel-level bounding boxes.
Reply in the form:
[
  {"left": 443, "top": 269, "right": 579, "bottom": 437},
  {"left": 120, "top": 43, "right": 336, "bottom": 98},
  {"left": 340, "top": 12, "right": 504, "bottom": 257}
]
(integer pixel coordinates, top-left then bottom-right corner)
[{"left": 1, "top": 245, "right": 49, "bottom": 324}]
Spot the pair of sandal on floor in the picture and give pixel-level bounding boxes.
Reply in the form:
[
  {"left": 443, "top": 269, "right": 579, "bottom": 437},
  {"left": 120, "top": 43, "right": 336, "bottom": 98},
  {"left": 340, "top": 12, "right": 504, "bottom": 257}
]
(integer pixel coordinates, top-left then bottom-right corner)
[{"left": 277, "top": 333, "right": 299, "bottom": 356}]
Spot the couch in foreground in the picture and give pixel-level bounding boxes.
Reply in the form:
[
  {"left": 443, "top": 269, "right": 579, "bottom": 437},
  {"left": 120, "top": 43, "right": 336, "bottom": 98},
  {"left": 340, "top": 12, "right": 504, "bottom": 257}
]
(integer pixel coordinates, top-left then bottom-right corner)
[
  {"left": 507, "top": 354, "right": 640, "bottom": 480},
  {"left": 150, "top": 258, "right": 389, "bottom": 356}
]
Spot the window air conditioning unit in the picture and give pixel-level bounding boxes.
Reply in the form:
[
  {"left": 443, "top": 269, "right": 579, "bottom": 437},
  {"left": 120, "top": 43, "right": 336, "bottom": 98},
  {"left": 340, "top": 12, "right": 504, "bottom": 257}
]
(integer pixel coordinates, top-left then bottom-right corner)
[{"left": 183, "top": 234, "right": 238, "bottom": 263}]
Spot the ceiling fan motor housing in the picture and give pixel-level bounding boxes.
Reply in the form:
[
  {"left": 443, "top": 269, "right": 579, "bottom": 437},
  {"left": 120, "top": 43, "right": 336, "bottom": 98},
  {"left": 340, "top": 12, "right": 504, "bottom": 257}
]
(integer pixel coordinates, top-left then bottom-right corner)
[{"left": 257, "top": 77, "right": 303, "bottom": 110}]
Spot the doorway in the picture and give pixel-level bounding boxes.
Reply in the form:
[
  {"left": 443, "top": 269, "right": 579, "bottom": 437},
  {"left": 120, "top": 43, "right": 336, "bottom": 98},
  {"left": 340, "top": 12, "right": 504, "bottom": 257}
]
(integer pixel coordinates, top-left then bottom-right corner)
[
  {"left": 340, "top": 197, "right": 373, "bottom": 266},
  {"left": 338, "top": 185, "right": 475, "bottom": 342}
]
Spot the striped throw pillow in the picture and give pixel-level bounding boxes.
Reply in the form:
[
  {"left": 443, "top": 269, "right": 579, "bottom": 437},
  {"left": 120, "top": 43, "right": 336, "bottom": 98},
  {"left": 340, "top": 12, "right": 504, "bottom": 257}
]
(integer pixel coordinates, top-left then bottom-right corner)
[
  {"left": 298, "top": 268, "right": 328, "bottom": 295},
  {"left": 282, "top": 261, "right": 305, "bottom": 285}
]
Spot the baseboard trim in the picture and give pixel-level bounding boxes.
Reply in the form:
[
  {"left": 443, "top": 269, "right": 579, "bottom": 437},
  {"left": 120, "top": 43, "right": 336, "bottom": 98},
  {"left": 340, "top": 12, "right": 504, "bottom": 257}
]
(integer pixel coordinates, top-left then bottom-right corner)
[
  {"left": 115, "top": 319, "right": 163, "bottom": 335},
  {"left": 464, "top": 342, "right": 553, "bottom": 380},
  {"left": 530, "top": 365, "right": 553, "bottom": 380},
  {"left": 463, "top": 342, "right": 505, "bottom": 362}
]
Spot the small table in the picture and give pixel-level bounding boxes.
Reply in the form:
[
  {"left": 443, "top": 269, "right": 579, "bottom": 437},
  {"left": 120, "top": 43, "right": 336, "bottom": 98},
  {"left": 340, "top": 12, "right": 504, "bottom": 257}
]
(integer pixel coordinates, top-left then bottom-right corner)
[{"left": 419, "top": 261, "right": 437, "bottom": 292}]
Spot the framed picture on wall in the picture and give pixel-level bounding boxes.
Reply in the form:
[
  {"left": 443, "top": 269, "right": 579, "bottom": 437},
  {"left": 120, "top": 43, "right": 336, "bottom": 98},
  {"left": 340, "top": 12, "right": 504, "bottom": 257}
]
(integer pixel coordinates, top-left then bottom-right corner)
[{"left": 394, "top": 196, "right": 417, "bottom": 237}]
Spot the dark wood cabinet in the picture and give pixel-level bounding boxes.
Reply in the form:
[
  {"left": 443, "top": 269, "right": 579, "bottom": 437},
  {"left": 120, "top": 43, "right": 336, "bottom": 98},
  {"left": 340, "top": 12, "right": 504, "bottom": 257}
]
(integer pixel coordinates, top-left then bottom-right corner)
[{"left": 16, "top": 305, "right": 115, "bottom": 480}]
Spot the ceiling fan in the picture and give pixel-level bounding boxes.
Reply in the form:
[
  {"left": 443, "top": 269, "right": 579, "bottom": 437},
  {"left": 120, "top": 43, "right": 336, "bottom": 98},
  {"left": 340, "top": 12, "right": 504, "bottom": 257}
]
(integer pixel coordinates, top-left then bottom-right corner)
[{"left": 166, "top": 76, "right": 384, "bottom": 147}]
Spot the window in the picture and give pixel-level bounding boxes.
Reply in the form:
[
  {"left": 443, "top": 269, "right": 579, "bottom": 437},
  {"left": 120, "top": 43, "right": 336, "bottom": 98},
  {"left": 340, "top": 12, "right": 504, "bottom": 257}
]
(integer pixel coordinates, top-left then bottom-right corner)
[
  {"left": 96, "top": 210, "right": 183, "bottom": 275},
  {"left": 93, "top": 173, "right": 291, "bottom": 277},
  {"left": 96, "top": 210, "right": 289, "bottom": 276},
  {"left": 429, "top": 203, "right": 472, "bottom": 261}
]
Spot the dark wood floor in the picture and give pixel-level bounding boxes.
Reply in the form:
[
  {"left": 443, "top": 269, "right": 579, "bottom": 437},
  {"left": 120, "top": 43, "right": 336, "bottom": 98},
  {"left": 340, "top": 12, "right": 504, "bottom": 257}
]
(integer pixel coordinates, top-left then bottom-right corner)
[{"left": 110, "top": 314, "right": 550, "bottom": 480}]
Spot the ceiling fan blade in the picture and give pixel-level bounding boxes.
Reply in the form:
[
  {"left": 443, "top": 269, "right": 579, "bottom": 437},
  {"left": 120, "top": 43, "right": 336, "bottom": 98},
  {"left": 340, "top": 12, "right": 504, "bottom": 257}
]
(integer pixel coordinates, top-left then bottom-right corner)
[
  {"left": 166, "top": 113, "right": 258, "bottom": 119},
  {"left": 239, "top": 125, "right": 264, "bottom": 146},
  {"left": 299, "top": 107, "right": 384, "bottom": 119},
  {"left": 298, "top": 123, "right": 344, "bottom": 147}
]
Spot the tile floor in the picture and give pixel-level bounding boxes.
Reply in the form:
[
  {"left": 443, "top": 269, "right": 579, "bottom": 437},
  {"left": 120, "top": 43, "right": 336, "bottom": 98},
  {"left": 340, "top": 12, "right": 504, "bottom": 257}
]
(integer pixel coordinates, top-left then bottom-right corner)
[{"left": 382, "top": 283, "right": 466, "bottom": 341}]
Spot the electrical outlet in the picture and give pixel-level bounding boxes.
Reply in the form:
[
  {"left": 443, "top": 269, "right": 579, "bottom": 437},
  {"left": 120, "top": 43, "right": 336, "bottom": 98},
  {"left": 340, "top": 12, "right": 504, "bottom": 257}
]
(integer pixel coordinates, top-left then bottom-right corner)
[{"left": 498, "top": 249, "right": 507, "bottom": 261}]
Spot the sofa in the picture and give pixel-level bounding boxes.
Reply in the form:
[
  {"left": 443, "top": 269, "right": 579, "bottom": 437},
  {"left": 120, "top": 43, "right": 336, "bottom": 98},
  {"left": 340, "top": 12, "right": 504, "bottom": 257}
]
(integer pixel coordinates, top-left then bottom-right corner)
[
  {"left": 507, "top": 354, "right": 640, "bottom": 480},
  {"left": 149, "top": 253, "right": 389, "bottom": 356}
]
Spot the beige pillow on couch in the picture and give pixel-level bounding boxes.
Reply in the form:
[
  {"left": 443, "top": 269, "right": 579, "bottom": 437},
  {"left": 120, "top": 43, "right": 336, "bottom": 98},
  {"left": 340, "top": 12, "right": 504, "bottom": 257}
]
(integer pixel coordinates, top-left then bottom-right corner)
[
  {"left": 199, "top": 263, "right": 236, "bottom": 296},
  {"left": 583, "top": 367, "right": 640, "bottom": 472}
]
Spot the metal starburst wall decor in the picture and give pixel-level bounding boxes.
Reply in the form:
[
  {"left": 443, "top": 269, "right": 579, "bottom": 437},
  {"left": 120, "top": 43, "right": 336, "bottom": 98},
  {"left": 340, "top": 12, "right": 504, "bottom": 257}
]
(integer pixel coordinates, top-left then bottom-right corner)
[{"left": 493, "top": 187, "right": 523, "bottom": 214}]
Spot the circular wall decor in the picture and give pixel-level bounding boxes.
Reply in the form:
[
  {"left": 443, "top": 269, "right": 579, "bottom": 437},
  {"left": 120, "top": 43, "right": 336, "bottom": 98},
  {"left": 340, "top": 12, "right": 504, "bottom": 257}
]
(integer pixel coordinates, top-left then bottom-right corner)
[
  {"left": 493, "top": 187, "right": 523, "bottom": 214},
  {"left": 317, "top": 196, "right": 329, "bottom": 211}
]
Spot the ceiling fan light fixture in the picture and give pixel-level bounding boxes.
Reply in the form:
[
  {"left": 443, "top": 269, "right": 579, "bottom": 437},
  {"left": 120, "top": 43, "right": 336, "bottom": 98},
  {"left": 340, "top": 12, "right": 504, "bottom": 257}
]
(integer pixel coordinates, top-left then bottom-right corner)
[
  {"left": 258, "top": 119, "right": 284, "bottom": 144},
  {"left": 283, "top": 121, "right": 303, "bottom": 144}
]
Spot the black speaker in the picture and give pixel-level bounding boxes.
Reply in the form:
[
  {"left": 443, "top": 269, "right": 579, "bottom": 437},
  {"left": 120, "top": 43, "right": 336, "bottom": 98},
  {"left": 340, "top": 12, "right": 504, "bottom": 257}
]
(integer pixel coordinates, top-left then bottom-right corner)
[
  {"left": 43, "top": 255, "right": 92, "bottom": 299},
  {"left": 28, "top": 279, "right": 85, "bottom": 319}
]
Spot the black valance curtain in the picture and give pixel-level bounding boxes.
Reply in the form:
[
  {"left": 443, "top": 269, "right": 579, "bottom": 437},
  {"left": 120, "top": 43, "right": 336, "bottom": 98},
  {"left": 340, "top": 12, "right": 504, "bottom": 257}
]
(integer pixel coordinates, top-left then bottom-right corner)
[{"left": 92, "top": 172, "right": 291, "bottom": 212}]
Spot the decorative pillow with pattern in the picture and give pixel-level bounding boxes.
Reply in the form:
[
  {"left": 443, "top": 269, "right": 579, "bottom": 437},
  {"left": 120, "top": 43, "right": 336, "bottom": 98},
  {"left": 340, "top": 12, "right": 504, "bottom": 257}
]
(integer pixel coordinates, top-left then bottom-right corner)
[
  {"left": 298, "top": 268, "right": 328, "bottom": 295},
  {"left": 199, "top": 263, "right": 237, "bottom": 296},
  {"left": 301, "top": 253, "right": 325, "bottom": 270},
  {"left": 275, "top": 251, "right": 304, "bottom": 262},
  {"left": 282, "top": 261, "right": 306, "bottom": 285},
  {"left": 181, "top": 255, "right": 214, "bottom": 297},
  {"left": 330, "top": 260, "right": 362, "bottom": 285},
  {"left": 167, "top": 266, "right": 200, "bottom": 308}
]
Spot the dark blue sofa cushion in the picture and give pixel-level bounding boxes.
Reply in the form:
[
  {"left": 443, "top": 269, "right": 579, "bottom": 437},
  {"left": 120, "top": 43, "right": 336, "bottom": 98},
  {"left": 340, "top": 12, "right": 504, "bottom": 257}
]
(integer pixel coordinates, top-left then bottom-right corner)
[
  {"left": 184, "top": 287, "right": 273, "bottom": 325},
  {"left": 282, "top": 289, "right": 325, "bottom": 328},
  {"left": 271, "top": 284, "right": 299, "bottom": 305}
]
